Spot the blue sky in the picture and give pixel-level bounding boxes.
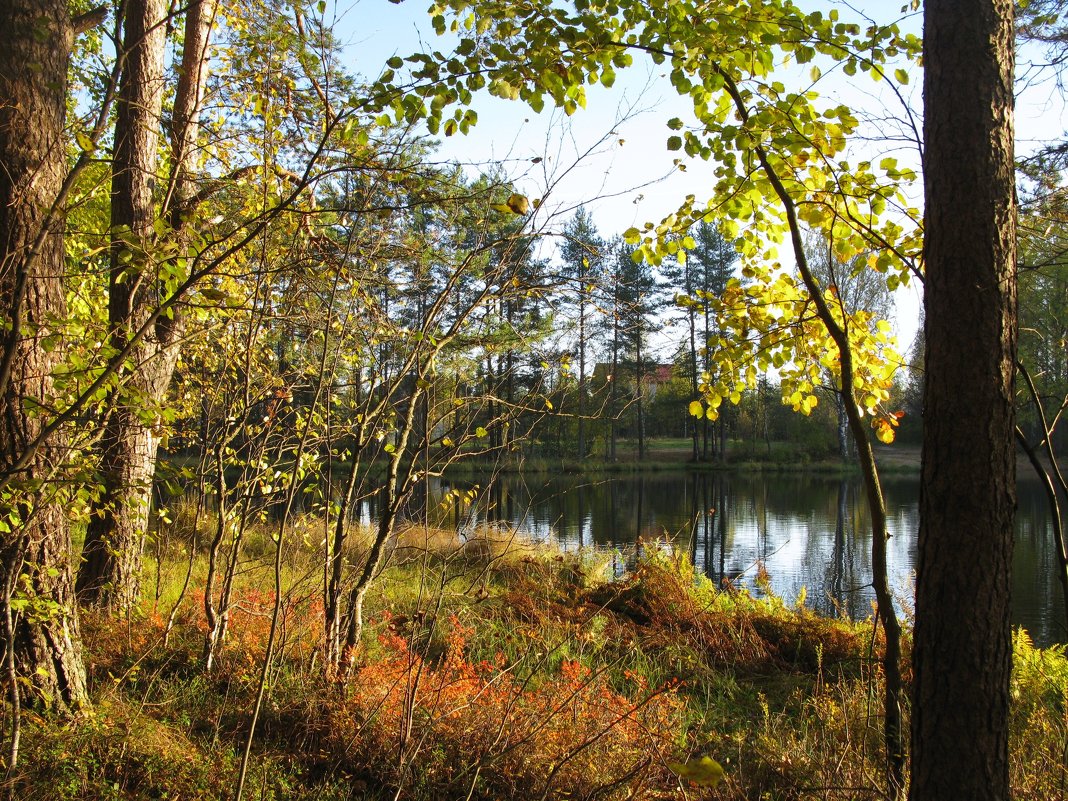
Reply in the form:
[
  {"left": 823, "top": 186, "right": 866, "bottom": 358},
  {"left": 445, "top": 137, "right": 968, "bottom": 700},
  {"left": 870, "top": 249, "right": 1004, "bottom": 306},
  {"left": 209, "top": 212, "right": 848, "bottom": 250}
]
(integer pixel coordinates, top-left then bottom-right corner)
[{"left": 323, "top": 0, "right": 1065, "bottom": 358}]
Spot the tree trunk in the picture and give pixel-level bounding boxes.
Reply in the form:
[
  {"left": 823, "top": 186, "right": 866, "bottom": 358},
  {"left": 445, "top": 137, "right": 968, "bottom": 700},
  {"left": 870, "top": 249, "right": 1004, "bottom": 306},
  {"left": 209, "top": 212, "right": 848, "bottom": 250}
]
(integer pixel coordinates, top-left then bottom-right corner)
[
  {"left": 686, "top": 267, "right": 700, "bottom": 462},
  {"left": 577, "top": 297, "right": 587, "bottom": 459},
  {"left": 169, "top": 0, "right": 217, "bottom": 228},
  {"left": 843, "top": 388, "right": 905, "bottom": 796},
  {"left": 79, "top": 413, "right": 163, "bottom": 610},
  {"left": 609, "top": 320, "right": 620, "bottom": 461},
  {"left": 0, "top": 0, "right": 88, "bottom": 711},
  {"left": 636, "top": 336, "right": 645, "bottom": 461},
  {"left": 79, "top": 0, "right": 210, "bottom": 611},
  {"left": 325, "top": 447, "right": 363, "bottom": 670},
  {"left": 911, "top": 2, "right": 1017, "bottom": 800},
  {"left": 341, "top": 387, "right": 424, "bottom": 676},
  {"left": 718, "top": 413, "right": 728, "bottom": 464},
  {"left": 702, "top": 304, "right": 712, "bottom": 459},
  {"left": 836, "top": 393, "right": 850, "bottom": 460}
]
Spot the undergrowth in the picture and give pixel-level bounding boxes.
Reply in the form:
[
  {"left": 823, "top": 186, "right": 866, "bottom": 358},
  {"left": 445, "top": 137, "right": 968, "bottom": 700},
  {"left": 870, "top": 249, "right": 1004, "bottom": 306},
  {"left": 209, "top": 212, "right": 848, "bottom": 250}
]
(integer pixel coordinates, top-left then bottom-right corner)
[{"left": 3, "top": 531, "right": 1066, "bottom": 800}]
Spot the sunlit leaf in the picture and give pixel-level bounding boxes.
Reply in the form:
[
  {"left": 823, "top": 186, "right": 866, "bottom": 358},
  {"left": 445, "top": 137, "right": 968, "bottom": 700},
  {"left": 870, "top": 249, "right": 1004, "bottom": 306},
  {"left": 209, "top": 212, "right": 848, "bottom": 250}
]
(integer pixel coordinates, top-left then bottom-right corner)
[{"left": 668, "top": 756, "right": 725, "bottom": 787}]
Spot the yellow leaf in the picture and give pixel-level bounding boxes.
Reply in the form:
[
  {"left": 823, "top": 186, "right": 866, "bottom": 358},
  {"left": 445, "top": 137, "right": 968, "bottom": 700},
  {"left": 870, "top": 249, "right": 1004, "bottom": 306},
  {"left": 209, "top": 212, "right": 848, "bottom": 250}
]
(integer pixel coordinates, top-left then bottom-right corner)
[
  {"left": 668, "top": 756, "right": 725, "bottom": 787},
  {"left": 75, "top": 131, "right": 96, "bottom": 152},
  {"left": 506, "top": 193, "right": 529, "bottom": 214},
  {"left": 688, "top": 400, "right": 704, "bottom": 419}
]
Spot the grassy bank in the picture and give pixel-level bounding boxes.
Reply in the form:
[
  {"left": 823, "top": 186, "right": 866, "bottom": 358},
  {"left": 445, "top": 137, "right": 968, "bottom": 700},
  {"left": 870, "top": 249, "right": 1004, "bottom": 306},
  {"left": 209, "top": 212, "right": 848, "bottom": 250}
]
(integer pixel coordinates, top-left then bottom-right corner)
[
  {"left": 442, "top": 438, "right": 922, "bottom": 476},
  {"left": 10, "top": 523, "right": 1064, "bottom": 799}
]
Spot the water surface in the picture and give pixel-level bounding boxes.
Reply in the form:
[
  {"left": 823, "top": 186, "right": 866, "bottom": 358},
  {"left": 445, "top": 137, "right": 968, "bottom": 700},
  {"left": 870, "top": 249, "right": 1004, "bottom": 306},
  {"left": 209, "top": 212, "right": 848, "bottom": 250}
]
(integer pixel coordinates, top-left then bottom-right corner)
[{"left": 421, "top": 471, "right": 1065, "bottom": 646}]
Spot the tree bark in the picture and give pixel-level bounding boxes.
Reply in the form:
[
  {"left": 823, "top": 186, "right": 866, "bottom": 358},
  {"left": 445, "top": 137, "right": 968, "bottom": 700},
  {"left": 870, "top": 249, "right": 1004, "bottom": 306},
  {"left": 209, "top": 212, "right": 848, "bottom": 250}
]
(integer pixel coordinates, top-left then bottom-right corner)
[
  {"left": 609, "top": 313, "right": 620, "bottom": 461},
  {"left": 636, "top": 332, "right": 646, "bottom": 461},
  {"left": 0, "top": 0, "right": 88, "bottom": 711},
  {"left": 702, "top": 303, "right": 712, "bottom": 459},
  {"left": 835, "top": 394, "right": 850, "bottom": 461},
  {"left": 577, "top": 295, "right": 587, "bottom": 459},
  {"left": 169, "top": 0, "right": 217, "bottom": 225},
  {"left": 79, "top": 0, "right": 212, "bottom": 611},
  {"left": 687, "top": 298, "right": 700, "bottom": 461},
  {"left": 911, "top": 2, "right": 1017, "bottom": 799}
]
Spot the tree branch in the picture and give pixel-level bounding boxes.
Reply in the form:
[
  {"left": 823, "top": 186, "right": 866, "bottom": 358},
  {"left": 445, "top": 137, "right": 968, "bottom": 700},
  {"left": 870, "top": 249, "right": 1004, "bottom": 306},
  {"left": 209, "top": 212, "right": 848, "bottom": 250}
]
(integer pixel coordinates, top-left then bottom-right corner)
[{"left": 72, "top": 6, "right": 108, "bottom": 35}]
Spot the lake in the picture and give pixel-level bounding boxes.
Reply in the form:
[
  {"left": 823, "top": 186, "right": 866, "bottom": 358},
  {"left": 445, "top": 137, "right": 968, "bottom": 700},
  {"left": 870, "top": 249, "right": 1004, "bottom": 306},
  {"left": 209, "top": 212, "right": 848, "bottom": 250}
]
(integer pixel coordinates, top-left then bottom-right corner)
[{"left": 410, "top": 470, "right": 1066, "bottom": 646}]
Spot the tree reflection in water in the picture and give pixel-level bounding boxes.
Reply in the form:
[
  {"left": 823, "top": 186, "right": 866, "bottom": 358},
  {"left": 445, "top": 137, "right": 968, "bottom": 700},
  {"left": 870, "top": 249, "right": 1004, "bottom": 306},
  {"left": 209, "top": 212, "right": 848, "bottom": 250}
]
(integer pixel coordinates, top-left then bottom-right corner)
[{"left": 378, "top": 471, "right": 1063, "bottom": 646}]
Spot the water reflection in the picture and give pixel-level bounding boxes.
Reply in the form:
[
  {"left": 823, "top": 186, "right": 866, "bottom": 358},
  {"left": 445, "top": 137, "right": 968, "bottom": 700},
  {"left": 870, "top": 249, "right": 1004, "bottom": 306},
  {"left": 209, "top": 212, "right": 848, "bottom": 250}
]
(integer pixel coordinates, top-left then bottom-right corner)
[{"left": 393, "top": 471, "right": 1063, "bottom": 646}]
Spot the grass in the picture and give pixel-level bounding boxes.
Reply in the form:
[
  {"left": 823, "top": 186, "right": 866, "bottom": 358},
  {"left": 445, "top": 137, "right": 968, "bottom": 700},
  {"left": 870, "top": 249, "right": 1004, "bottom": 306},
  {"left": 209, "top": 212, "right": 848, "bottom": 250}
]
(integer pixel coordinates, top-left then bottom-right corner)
[
  {"left": 443, "top": 437, "right": 922, "bottom": 476},
  {"left": 6, "top": 517, "right": 1065, "bottom": 800}
]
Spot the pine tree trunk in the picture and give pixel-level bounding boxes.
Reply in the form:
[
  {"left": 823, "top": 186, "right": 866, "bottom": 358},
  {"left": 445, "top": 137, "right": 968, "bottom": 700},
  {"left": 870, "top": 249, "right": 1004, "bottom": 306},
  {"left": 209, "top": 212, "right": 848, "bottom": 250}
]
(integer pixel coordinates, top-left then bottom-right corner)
[
  {"left": 0, "top": 0, "right": 88, "bottom": 711},
  {"left": 78, "top": 0, "right": 196, "bottom": 610},
  {"left": 577, "top": 299, "right": 587, "bottom": 459},
  {"left": 912, "top": 2, "right": 1017, "bottom": 799},
  {"left": 609, "top": 321, "right": 619, "bottom": 461},
  {"left": 636, "top": 336, "right": 646, "bottom": 461},
  {"left": 79, "top": 413, "right": 164, "bottom": 610},
  {"left": 702, "top": 305, "right": 712, "bottom": 459},
  {"left": 687, "top": 307, "right": 700, "bottom": 461}
]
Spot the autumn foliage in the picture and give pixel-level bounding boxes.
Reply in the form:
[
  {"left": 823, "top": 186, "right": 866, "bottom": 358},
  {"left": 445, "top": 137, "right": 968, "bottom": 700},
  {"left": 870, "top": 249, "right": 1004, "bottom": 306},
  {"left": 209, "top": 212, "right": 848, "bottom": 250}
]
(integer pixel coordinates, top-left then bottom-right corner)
[
  {"left": 9, "top": 543, "right": 1066, "bottom": 800},
  {"left": 331, "top": 615, "right": 684, "bottom": 799}
]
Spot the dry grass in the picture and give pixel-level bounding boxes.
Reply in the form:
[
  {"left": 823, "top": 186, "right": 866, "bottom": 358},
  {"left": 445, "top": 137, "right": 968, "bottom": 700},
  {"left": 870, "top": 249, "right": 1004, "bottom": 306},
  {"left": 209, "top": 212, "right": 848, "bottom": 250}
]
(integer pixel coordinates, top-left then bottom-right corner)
[{"left": 6, "top": 535, "right": 1066, "bottom": 800}]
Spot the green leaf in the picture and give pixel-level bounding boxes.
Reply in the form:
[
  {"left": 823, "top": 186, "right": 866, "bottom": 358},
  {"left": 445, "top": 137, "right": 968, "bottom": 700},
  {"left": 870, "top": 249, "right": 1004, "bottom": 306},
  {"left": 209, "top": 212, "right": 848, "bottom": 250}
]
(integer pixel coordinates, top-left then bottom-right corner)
[
  {"left": 667, "top": 135, "right": 683, "bottom": 151},
  {"left": 199, "top": 287, "right": 230, "bottom": 303},
  {"left": 894, "top": 68, "right": 909, "bottom": 85}
]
